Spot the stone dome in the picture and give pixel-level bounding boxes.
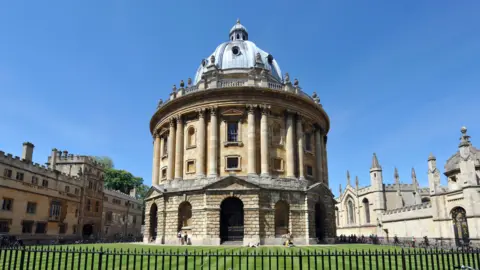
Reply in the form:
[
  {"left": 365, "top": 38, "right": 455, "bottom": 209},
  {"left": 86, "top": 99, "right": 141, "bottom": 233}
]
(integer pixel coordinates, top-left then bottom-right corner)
[{"left": 194, "top": 20, "right": 283, "bottom": 84}]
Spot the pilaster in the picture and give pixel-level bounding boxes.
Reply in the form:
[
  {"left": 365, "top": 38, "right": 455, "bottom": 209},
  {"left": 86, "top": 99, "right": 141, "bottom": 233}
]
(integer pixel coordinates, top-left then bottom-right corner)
[
  {"left": 297, "top": 115, "right": 305, "bottom": 180},
  {"left": 285, "top": 111, "right": 295, "bottom": 178},
  {"left": 247, "top": 104, "right": 257, "bottom": 176},
  {"left": 197, "top": 108, "right": 206, "bottom": 177},
  {"left": 208, "top": 107, "right": 218, "bottom": 177},
  {"left": 167, "top": 119, "right": 176, "bottom": 180},
  {"left": 174, "top": 115, "right": 184, "bottom": 180}
]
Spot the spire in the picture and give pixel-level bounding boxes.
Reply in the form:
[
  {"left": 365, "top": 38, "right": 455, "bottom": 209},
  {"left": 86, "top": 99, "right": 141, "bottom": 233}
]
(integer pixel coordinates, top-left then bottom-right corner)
[
  {"left": 370, "top": 153, "right": 382, "bottom": 170},
  {"left": 411, "top": 167, "right": 418, "bottom": 192},
  {"left": 428, "top": 152, "right": 436, "bottom": 161},
  {"left": 459, "top": 126, "right": 471, "bottom": 147},
  {"left": 355, "top": 176, "right": 359, "bottom": 188},
  {"left": 339, "top": 183, "right": 342, "bottom": 195},
  {"left": 346, "top": 170, "right": 351, "bottom": 186},
  {"left": 394, "top": 167, "right": 401, "bottom": 193}
]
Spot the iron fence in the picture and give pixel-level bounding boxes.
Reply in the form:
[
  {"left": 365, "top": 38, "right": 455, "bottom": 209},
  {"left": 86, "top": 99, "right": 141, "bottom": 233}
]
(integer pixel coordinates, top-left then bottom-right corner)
[{"left": 0, "top": 246, "right": 479, "bottom": 269}]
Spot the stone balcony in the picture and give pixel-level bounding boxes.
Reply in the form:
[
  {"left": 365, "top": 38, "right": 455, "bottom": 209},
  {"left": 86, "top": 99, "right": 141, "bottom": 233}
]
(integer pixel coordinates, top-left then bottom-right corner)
[{"left": 156, "top": 68, "right": 322, "bottom": 110}]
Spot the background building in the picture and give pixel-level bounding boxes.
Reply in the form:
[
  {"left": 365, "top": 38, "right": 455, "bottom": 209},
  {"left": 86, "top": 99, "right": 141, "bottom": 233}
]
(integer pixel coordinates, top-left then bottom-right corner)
[
  {"left": 102, "top": 189, "right": 143, "bottom": 240},
  {"left": 144, "top": 21, "right": 335, "bottom": 246},
  {"left": 0, "top": 143, "right": 142, "bottom": 243},
  {"left": 336, "top": 127, "right": 480, "bottom": 246}
]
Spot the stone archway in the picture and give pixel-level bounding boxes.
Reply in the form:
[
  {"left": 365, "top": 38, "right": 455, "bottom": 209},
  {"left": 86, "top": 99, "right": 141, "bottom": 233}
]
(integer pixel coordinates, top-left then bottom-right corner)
[
  {"left": 149, "top": 203, "right": 158, "bottom": 241},
  {"left": 178, "top": 201, "right": 192, "bottom": 231},
  {"left": 82, "top": 224, "right": 93, "bottom": 238},
  {"left": 274, "top": 200, "right": 289, "bottom": 237},
  {"left": 220, "top": 197, "right": 244, "bottom": 243},
  {"left": 315, "top": 202, "right": 325, "bottom": 241},
  {"left": 451, "top": 207, "right": 469, "bottom": 247}
]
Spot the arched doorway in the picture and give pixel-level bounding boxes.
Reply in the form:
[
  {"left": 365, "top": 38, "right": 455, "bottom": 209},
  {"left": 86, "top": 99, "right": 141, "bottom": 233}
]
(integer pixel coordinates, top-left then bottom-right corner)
[
  {"left": 220, "top": 197, "right": 244, "bottom": 243},
  {"left": 178, "top": 202, "right": 192, "bottom": 231},
  {"left": 315, "top": 202, "right": 325, "bottom": 241},
  {"left": 452, "top": 207, "right": 469, "bottom": 246},
  {"left": 275, "top": 201, "right": 289, "bottom": 237},
  {"left": 150, "top": 203, "right": 158, "bottom": 241},
  {"left": 82, "top": 224, "right": 93, "bottom": 237}
]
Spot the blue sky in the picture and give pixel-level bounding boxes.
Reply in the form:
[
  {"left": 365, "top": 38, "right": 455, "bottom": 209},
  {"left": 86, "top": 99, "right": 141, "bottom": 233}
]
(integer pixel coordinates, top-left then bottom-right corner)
[{"left": 1, "top": 1, "right": 479, "bottom": 196}]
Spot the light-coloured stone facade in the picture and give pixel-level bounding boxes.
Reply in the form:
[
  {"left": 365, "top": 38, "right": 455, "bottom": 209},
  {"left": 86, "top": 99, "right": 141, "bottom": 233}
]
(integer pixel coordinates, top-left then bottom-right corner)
[
  {"left": 335, "top": 127, "right": 480, "bottom": 246},
  {"left": 143, "top": 21, "right": 335, "bottom": 246},
  {"left": 102, "top": 189, "right": 143, "bottom": 240},
  {"left": 0, "top": 143, "right": 142, "bottom": 243}
]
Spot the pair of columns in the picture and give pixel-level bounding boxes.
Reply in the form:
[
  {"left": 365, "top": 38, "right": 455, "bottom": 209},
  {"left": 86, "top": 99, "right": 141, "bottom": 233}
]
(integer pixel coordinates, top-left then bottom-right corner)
[{"left": 151, "top": 106, "right": 327, "bottom": 185}]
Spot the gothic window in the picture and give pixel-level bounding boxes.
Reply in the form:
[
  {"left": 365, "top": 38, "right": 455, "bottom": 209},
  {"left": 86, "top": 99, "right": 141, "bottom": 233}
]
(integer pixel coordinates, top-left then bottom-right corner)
[
  {"left": 187, "top": 127, "right": 196, "bottom": 147},
  {"left": 335, "top": 207, "right": 339, "bottom": 226},
  {"left": 347, "top": 199, "right": 355, "bottom": 224},
  {"left": 452, "top": 207, "right": 470, "bottom": 246},
  {"left": 274, "top": 201, "right": 290, "bottom": 237},
  {"left": 178, "top": 201, "right": 192, "bottom": 231},
  {"left": 362, "top": 198, "right": 370, "bottom": 224},
  {"left": 227, "top": 122, "right": 238, "bottom": 142}
]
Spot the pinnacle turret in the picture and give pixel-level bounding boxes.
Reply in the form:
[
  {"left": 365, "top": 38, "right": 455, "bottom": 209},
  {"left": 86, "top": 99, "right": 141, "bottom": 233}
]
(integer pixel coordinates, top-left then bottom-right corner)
[
  {"left": 370, "top": 153, "right": 382, "bottom": 171},
  {"left": 346, "top": 170, "right": 351, "bottom": 186}
]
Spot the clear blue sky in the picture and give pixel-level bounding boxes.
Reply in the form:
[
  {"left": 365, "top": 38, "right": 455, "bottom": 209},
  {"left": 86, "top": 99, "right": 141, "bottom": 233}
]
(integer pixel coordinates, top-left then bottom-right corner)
[{"left": 1, "top": 1, "right": 479, "bottom": 196}]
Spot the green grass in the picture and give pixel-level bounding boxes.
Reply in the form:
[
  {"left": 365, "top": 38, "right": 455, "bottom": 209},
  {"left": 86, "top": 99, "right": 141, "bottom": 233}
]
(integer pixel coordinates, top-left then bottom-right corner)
[{"left": 0, "top": 243, "right": 477, "bottom": 269}]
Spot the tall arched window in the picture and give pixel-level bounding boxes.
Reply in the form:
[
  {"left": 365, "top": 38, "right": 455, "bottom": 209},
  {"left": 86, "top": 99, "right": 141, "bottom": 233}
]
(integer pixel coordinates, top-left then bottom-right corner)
[
  {"left": 271, "top": 122, "right": 283, "bottom": 146},
  {"left": 335, "top": 207, "right": 339, "bottom": 226},
  {"left": 347, "top": 200, "right": 355, "bottom": 224},
  {"left": 274, "top": 201, "right": 289, "bottom": 236},
  {"left": 451, "top": 207, "right": 470, "bottom": 247},
  {"left": 187, "top": 127, "right": 196, "bottom": 147},
  {"left": 362, "top": 198, "right": 370, "bottom": 224},
  {"left": 178, "top": 202, "right": 192, "bottom": 231}
]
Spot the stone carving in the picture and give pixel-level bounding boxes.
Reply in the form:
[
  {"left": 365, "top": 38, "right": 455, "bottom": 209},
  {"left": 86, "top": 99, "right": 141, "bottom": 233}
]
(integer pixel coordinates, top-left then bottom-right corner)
[
  {"left": 312, "top": 91, "right": 320, "bottom": 104},
  {"left": 157, "top": 99, "right": 163, "bottom": 108},
  {"left": 246, "top": 104, "right": 257, "bottom": 113},
  {"left": 284, "top": 73, "right": 290, "bottom": 83},
  {"left": 197, "top": 108, "right": 206, "bottom": 118},
  {"left": 172, "top": 85, "right": 177, "bottom": 93},
  {"left": 187, "top": 78, "right": 192, "bottom": 86},
  {"left": 260, "top": 104, "right": 271, "bottom": 115},
  {"left": 256, "top": 52, "right": 262, "bottom": 62},
  {"left": 294, "top": 78, "right": 299, "bottom": 87},
  {"left": 180, "top": 80, "right": 185, "bottom": 88},
  {"left": 210, "top": 106, "right": 218, "bottom": 116},
  {"left": 210, "top": 55, "right": 215, "bottom": 65},
  {"left": 260, "top": 69, "right": 267, "bottom": 78}
]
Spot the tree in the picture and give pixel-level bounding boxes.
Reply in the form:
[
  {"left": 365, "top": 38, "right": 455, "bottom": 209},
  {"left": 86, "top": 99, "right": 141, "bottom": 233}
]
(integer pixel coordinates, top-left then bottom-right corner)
[
  {"left": 103, "top": 168, "right": 143, "bottom": 194},
  {"left": 94, "top": 156, "right": 114, "bottom": 169}
]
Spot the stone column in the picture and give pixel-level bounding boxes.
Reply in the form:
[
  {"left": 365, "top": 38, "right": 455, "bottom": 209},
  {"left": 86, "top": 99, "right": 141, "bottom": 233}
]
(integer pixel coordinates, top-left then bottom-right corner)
[
  {"left": 297, "top": 116, "right": 305, "bottom": 180},
  {"left": 260, "top": 105, "right": 270, "bottom": 176},
  {"left": 208, "top": 107, "right": 218, "bottom": 177},
  {"left": 247, "top": 105, "right": 257, "bottom": 176},
  {"left": 315, "top": 128, "right": 323, "bottom": 183},
  {"left": 167, "top": 119, "right": 176, "bottom": 180},
  {"left": 285, "top": 111, "right": 295, "bottom": 178},
  {"left": 151, "top": 133, "right": 161, "bottom": 185},
  {"left": 174, "top": 115, "right": 184, "bottom": 180},
  {"left": 323, "top": 135, "right": 329, "bottom": 185},
  {"left": 197, "top": 108, "right": 206, "bottom": 177}
]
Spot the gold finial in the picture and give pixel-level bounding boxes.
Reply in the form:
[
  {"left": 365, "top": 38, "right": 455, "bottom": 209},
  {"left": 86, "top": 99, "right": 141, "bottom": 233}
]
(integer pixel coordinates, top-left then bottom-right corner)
[{"left": 237, "top": 18, "right": 240, "bottom": 24}]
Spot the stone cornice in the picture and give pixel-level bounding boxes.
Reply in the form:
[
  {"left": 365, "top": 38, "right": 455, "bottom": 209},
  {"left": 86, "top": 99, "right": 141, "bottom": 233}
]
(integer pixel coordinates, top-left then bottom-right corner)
[{"left": 150, "top": 87, "right": 330, "bottom": 135}]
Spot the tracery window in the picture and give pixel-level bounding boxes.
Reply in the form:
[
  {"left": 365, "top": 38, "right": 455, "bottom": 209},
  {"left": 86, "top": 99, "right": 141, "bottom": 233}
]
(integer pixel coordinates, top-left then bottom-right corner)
[{"left": 347, "top": 200, "right": 355, "bottom": 224}]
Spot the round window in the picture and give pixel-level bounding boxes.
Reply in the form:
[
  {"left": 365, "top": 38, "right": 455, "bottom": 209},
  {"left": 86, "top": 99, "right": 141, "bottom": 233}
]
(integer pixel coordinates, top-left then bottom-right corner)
[{"left": 232, "top": 46, "right": 240, "bottom": 56}]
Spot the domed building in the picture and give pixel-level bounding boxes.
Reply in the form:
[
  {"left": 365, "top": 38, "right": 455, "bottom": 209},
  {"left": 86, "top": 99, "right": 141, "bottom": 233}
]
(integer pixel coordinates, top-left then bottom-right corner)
[{"left": 143, "top": 20, "right": 335, "bottom": 245}]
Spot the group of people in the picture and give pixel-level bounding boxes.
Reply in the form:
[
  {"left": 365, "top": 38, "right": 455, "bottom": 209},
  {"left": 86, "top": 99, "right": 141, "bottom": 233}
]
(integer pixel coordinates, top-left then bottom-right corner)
[
  {"left": 337, "top": 234, "right": 379, "bottom": 244},
  {"left": 177, "top": 230, "right": 191, "bottom": 245}
]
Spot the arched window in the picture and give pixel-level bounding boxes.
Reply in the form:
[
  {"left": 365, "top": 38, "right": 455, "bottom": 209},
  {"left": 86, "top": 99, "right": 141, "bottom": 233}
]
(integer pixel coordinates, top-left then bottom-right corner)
[
  {"left": 335, "top": 207, "right": 339, "bottom": 226},
  {"left": 271, "top": 122, "right": 283, "bottom": 146},
  {"left": 274, "top": 201, "right": 289, "bottom": 236},
  {"left": 187, "top": 127, "right": 196, "bottom": 147},
  {"left": 362, "top": 198, "right": 370, "bottom": 224},
  {"left": 451, "top": 207, "right": 470, "bottom": 247},
  {"left": 178, "top": 202, "right": 192, "bottom": 231},
  {"left": 347, "top": 199, "right": 355, "bottom": 224}
]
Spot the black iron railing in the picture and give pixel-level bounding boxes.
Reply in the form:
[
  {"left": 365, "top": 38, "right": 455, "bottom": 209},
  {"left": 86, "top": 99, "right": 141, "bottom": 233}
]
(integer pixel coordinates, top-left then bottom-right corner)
[{"left": 0, "top": 246, "right": 479, "bottom": 269}]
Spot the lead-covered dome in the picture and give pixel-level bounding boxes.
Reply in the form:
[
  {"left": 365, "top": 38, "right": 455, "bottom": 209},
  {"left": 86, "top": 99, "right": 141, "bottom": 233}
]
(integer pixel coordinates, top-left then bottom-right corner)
[{"left": 194, "top": 20, "right": 283, "bottom": 84}]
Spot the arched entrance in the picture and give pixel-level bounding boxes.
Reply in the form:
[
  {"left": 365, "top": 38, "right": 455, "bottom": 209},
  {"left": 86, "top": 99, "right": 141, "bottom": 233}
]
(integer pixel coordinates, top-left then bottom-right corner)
[
  {"left": 178, "top": 202, "right": 192, "bottom": 231},
  {"left": 82, "top": 224, "right": 93, "bottom": 237},
  {"left": 150, "top": 203, "right": 158, "bottom": 240},
  {"left": 220, "top": 197, "right": 244, "bottom": 243},
  {"left": 274, "top": 200, "right": 289, "bottom": 237},
  {"left": 315, "top": 202, "right": 325, "bottom": 241},
  {"left": 452, "top": 207, "right": 469, "bottom": 246}
]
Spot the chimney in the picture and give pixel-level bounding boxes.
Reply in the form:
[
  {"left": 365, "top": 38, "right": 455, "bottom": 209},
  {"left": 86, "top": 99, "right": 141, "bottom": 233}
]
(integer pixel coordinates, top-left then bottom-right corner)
[
  {"left": 22, "top": 142, "right": 35, "bottom": 162},
  {"left": 129, "top": 187, "right": 137, "bottom": 198},
  {"left": 50, "top": 148, "right": 58, "bottom": 170}
]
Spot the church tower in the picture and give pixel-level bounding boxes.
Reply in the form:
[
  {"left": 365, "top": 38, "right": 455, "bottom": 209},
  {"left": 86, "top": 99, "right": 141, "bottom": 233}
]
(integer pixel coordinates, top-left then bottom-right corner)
[{"left": 369, "top": 153, "right": 385, "bottom": 212}]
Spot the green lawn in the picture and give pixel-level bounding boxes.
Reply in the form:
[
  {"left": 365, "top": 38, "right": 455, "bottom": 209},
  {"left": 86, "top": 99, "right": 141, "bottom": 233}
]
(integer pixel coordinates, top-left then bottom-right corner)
[{"left": 1, "top": 243, "right": 477, "bottom": 269}]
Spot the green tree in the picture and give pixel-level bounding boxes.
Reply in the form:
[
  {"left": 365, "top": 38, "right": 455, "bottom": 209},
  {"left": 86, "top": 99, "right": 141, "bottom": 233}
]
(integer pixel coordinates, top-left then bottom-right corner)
[
  {"left": 93, "top": 156, "right": 114, "bottom": 169},
  {"left": 103, "top": 168, "right": 143, "bottom": 194}
]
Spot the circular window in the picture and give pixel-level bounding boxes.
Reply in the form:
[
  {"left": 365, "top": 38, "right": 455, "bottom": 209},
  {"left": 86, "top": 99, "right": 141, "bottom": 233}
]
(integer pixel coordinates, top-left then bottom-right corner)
[
  {"left": 267, "top": 54, "right": 274, "bottom": 64},
  {"left": 232, "top": 46, "right": 240, "bottom": 56}
]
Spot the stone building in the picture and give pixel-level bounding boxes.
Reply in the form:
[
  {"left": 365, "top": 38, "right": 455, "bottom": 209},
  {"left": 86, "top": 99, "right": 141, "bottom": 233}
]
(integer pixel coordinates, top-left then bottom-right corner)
[
  {"left": 0, "top": 142, "right": 142, "bottom": 243},
  {"left": 143, "top": 20, "right": 335, "bottom": 246},
  {"left": 335, "top": 127, "right": 480, "bottom": 246},
  {"left": 102, "top": 189, "right": 143, "bottom": 240}
]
